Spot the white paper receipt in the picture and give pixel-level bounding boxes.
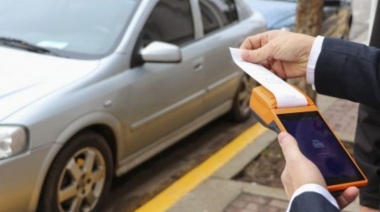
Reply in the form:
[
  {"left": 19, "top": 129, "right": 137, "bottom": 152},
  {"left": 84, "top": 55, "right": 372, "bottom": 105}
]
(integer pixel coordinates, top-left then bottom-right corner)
[{"left": 229, "top": 48, "right": 307, "bottom": 108}]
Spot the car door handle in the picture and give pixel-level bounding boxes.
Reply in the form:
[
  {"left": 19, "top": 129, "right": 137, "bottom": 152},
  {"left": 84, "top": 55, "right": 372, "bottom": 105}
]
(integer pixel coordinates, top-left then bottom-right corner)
[
  {"left": 193, "top": 58, "right": 204, "bottom": 72},
  {"left": 193, "top": 63, "right": 203, "bottom": 72}
]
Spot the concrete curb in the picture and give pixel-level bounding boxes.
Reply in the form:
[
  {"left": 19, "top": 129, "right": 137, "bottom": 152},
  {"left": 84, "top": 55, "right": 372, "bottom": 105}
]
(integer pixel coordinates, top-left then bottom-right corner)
[
  {"left": 136, "top": 124, "right": 268, "bottom": 212},
  {"left": 166, "top": 129, "right": 280, "bottom": 212},
  {"left": 213, "top": 130, "right": 277, "bottom": 179}
]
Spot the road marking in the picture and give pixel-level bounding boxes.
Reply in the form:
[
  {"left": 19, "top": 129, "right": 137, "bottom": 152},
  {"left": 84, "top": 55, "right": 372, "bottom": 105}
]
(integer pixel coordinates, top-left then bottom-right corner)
[{"left": 135, "top": 123, "right": 267, "bottom": 212}]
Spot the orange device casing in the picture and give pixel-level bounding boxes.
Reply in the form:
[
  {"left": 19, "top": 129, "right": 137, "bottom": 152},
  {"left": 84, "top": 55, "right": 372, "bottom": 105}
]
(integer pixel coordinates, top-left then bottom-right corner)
[{"left": 250, "top": 85, "right": 367, "bottom": 192}]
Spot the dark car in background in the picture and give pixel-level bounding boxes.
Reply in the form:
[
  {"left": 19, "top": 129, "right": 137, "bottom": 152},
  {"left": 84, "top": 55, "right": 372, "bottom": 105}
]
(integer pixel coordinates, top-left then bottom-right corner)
[{"left": 247, "top": 0, "right": 353, "bottom": 38}]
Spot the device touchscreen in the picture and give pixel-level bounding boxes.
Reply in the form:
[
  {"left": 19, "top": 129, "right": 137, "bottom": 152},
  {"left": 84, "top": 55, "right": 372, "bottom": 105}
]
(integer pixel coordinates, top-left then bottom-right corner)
[{"left": 277, "top": 111, "right": 365, "bottom": 186}]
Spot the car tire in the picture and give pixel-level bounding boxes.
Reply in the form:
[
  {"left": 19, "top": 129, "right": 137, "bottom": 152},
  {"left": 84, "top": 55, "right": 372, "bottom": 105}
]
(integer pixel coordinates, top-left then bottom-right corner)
[
  {"left": 228, "top": 74, "right": 258, "bottom": 122},
  {"left": 38, "top": 131, "right": 113, "bottom": 212}
]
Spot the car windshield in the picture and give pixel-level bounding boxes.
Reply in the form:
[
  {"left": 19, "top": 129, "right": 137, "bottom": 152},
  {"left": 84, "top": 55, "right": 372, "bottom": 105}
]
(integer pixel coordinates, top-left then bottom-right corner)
[{"left": 0, "top": 0, "right": 139, "bottom": 59}]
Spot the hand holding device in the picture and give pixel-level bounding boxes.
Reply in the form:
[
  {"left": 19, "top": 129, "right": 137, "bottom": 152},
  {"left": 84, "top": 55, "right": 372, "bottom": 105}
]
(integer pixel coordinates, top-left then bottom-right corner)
[
  {"left": 278, "top": 132, "right": 326, "bottom": 197},
  {"left": 250, "top": 85, "right": 367, "bottom": 192},
  {"left": 279, "top": 131, "right": 359, "bottom": 209}
]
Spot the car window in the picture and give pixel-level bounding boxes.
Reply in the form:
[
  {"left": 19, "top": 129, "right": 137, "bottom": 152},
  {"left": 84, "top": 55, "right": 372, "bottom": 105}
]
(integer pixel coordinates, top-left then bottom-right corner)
[
  {"left": 0, "top": 0, "right": 139, "bottom": 59},
  {"left": 200, "top": 0, "right": 238, "bottom": 35},
  {"left": 141, "top": 0, "right": 194, "bottom": 47}
]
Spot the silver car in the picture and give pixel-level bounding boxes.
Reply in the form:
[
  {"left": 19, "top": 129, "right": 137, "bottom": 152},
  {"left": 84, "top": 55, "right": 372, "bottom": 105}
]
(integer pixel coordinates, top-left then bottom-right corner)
[{"left": 0, "top": 0, "right": 265, "bottom": 211}]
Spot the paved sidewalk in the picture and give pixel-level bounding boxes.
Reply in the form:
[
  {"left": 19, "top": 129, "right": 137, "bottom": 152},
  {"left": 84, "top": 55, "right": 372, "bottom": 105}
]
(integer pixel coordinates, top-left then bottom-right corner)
[
  {"left": 225, "top": 193, "right": 288, "bottom": 212},
  {"left": 318, "top": 94, "right": 359, "bottom": 142}
]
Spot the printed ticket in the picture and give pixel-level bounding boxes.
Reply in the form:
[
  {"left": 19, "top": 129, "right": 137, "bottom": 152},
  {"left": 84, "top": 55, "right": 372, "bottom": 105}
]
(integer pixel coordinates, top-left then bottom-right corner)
[{"left": 229, "top": 48, "right": 307, "bottom": 108}]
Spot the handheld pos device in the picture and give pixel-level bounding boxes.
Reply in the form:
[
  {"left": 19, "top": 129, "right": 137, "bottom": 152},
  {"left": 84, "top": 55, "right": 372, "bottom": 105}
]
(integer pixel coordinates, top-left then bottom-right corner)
[{"left": 250, "top": 85, "right": 368, "bottom": 192}]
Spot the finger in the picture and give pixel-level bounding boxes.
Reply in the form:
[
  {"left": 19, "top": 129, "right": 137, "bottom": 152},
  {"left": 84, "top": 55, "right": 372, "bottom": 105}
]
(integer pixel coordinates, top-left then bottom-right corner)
[
  {"left": 240, "top": 32, "right": 270, "bottom": 50},
  {"left": 270, "top": 60, "right": 288, "bottom": 79},
  {"left": 278, "top": 132, "right": 303, "bottom": 163},
  {"left": 241, "top": 44, "right": 274, "bottom": 63},
  {"left": 335, "top": 187, "right": 359, "bottom": 209},
  {"left": 259, "top": 59, "right": 270, "bottom": 70}
]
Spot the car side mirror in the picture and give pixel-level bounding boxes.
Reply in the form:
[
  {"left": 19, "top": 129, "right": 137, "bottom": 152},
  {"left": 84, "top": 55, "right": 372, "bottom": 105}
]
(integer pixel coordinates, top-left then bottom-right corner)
[{"left": 141, "top": 41, "right": 182, "bottom": 63}]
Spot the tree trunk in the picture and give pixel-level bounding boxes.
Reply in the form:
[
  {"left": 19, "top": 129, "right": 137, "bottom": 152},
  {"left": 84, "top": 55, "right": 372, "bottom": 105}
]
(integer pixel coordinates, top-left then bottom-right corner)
[
  {"left": 295, "top": 0, "right": 323, "bottom": 36},
  {"left": 288, "top": 0, "right": 323, "bottom": 102}
]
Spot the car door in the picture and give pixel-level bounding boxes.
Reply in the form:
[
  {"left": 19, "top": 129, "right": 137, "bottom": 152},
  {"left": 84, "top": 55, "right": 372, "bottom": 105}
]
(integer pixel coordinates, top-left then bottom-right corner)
[
  {"left": 196, "top": 0, "right": 260, "bottom": 113},
  {"left": 124, "top": 0, "right": 206, "bottom": 154}
]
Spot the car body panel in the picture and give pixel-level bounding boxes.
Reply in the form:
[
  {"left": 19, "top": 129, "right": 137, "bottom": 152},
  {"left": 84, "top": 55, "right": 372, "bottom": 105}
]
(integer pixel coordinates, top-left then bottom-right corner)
[
  {"left": 0, "top": 47, "right": 99, "bottom": 121},
  {"left": 0, "top": 144, "right": 58, "bottom": 211}
]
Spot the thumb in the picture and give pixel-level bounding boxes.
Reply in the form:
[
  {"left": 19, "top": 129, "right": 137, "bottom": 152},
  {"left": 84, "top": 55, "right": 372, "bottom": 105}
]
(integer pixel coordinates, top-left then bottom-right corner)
[
  {"left": 278, "top": 132, "right": 303, "bottom": 162},
  {"left": 335, "top": 187, "right": 359, "bottom": 209},
  {"left": 241, "top": 44, "right": 273, "bottom": 63}
]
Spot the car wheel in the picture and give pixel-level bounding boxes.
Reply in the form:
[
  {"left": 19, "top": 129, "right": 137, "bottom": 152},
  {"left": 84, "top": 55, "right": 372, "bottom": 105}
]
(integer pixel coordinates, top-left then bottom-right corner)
[
  {"left": 38, "top": 131, "right": 113, "bottom": 212},
  {"left": 229, "top": 74, "right": 258, "bottom": 122}
]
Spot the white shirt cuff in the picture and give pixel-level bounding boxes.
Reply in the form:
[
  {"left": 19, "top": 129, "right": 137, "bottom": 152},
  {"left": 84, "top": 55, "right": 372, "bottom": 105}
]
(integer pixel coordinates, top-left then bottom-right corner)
[
  {"left": 286, "top": 183, "right": 339, "bottom": 212},
  {"left": 306, "top": 36, "right": 324, "bottom": 89}
]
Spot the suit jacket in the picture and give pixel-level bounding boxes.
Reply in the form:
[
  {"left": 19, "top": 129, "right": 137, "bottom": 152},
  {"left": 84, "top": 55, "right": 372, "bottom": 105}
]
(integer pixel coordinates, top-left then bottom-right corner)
[
  {"left": 287, "top": 38, "right": 379, "bottom": 212},
  {"left": 288, "top": 191, "right": 339, "bottom": 211},
  {"left": 315, "top": 37, "right": 380, "bottom": 108},
  {"left": 315, "top": 39, "right": 380, "bottom": 208}
]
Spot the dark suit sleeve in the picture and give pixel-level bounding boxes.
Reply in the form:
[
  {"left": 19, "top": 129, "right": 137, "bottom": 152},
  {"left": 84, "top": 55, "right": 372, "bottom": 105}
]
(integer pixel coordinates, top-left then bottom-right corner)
[
  {"left": 288, "top": 192, "right": 339, "bottom": 212},
  {"left": 315, "top": 37, "right": 380, "bottom": 108}
]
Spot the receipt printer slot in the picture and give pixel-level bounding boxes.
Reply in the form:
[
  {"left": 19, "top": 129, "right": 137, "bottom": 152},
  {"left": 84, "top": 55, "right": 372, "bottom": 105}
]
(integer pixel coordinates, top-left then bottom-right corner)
[{"left": 250, "top": 85, "right": 315, "bottom": 132}]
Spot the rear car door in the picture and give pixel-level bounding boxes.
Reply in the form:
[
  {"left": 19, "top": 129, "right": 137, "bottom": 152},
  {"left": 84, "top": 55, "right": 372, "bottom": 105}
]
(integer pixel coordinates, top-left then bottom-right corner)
[{"left": 196, "top": 0, "right": 260, "bottom": 113}]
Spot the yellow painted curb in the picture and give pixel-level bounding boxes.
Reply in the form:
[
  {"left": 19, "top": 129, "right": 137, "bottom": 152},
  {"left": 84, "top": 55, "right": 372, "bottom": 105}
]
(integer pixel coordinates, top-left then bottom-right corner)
[{"left": 135, "top": 123, "right": 267, "bottom": 212}]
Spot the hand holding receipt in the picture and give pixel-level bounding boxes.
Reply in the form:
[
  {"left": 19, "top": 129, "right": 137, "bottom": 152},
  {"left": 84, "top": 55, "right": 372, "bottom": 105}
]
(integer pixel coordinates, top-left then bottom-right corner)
[{"left": 230, "top": 48, "right": 307, "bottom": 108}]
